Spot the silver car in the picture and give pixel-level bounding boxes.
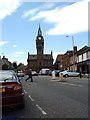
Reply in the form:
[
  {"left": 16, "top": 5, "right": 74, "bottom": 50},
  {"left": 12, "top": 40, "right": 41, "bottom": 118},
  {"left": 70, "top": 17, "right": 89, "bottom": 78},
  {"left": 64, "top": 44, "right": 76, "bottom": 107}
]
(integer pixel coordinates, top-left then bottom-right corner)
[{"left": 59, "top": 70, "right": 80, "bottom": 77}]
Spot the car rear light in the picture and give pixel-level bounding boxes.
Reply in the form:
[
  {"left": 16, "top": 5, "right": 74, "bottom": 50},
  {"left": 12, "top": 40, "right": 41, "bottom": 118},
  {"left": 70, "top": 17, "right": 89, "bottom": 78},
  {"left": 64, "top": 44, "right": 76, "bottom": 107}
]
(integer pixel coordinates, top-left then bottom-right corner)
[
  {"left": 13, "top": 84, "right": 22, "bottom": 94},
  {"left": 2, "top": 83, "right": 23, "bottom": 95}
]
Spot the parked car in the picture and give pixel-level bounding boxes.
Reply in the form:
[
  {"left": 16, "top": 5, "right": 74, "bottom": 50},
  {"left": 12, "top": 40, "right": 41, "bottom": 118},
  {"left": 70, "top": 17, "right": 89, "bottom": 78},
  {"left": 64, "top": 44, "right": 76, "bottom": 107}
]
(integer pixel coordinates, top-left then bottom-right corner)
[
  {"left": 0, "top": 70, "right": 25, "bottom": 108},
  {"left": 48, "top": 70, "right": 52, "bottom": 76},
  {"left": 32, "top": 71, "right": 38, "bottom": 76},
  {"left": 59, "top": 70, "right": 80, "bottom": 77},
  {"left": 17, "top": 71, "right": 25, "bottom": 77}
]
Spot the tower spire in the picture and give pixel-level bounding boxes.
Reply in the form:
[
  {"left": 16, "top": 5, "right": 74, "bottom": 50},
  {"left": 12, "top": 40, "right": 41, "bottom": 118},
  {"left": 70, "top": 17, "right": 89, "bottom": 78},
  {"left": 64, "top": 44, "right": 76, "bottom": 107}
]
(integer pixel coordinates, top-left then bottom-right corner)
[{"left": 38, "top": 24, "right": 42, "bottom": 36}]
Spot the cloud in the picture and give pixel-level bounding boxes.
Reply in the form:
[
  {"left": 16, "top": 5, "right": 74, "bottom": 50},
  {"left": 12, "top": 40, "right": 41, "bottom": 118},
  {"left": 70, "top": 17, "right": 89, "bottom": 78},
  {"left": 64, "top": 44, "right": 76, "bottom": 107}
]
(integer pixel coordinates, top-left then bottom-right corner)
[
  {"left": 0, "top": 0, "right": 21, "bottom": 20},
  {"left": 13, "top": 45, "right": 17, "bottom": 48},
  {"left": 13, "top": 51, "right": 26, "bottom": 57},
  {"left": 14, "top": 51, "right": 26, "bottom": 55},
  {"left": 42, "top": 3, "right": 55, "bottom": 9},
  {"left": 46, "top": 0, "right": 88, "bottom": 35},
  {"left": 22, "top": 8, "right": 40, "bottom": 19},
  {"left": 9, "top": 58, "right": 27, "bottom": 65},
  {"left": 7, "top": 52, "right": 27, "bottom": 65},
  {"left": 22, "top": 3, "right": 55, "bottom": 19},
  {"left": 0, "top": 41, "right": 8, "bottom": 46},
  {"left": 30, "top": 7, "right": 59, "bottom": 21},
  {"left": 25, "top": 0, "right": 88, "bottom": 35},
  {"left": 21, "top": 0, "right": 84, "bottom": 2}
]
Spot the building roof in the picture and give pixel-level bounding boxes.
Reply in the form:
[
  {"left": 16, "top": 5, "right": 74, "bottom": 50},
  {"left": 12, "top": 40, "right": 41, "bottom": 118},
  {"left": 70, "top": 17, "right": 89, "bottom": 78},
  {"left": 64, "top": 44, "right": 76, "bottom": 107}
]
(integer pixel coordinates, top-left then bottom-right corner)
[{"left": 77, "top": 46, "right": 90, "bottom": 55}]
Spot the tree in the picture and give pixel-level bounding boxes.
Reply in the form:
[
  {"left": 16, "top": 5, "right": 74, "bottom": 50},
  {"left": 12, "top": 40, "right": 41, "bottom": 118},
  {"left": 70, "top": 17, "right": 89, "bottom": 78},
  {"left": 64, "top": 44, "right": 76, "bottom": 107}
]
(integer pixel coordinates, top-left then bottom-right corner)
[
  {"left": 12, "top": 62, "right": 18, "bottom": 72},
  {"left": 2, "top": 64, "right": 9, "bottom": 70},
  {"left": 13, "top": 62, "right": 17, "bottom": 68},
  {"left": 18, "top": 63, "right": 23, "bottom": 67}
]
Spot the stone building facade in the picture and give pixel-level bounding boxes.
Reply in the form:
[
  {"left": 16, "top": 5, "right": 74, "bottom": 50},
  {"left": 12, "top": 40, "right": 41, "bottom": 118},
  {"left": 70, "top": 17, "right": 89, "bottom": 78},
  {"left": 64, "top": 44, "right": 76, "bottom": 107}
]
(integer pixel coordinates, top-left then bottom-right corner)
[
  {"left": 27, "top": 25, "right": 53, "bottom": 72},
  {"left": 0, "top": 56, "right": 13, "bottom": 70}
]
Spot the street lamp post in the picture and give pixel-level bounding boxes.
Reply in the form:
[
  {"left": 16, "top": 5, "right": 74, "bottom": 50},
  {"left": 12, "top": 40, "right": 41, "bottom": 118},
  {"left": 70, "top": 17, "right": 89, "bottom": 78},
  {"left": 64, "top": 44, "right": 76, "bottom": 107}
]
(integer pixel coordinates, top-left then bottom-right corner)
[
  {"left": 66, "top": 35, "right": 75, "bottom": 71},
  {"left": 66, "top": 35, "right": 74, "bottom": 49}
]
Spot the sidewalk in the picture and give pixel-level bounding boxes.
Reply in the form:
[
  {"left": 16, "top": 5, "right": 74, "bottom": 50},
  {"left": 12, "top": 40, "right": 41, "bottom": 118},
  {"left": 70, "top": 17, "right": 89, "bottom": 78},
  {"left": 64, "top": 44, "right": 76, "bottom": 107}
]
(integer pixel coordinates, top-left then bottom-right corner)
[
  {"left": 56, "top": 76, "right": 89, "bottom": 81},
  {"left": 82, "top": 74, "right": 90, "bottom": 79},
  {"left": 49, "top": 75, "right": 89, "bottom": 82},
  {"left": 66, "top": 77, "right": 88, "bottom": 80}
]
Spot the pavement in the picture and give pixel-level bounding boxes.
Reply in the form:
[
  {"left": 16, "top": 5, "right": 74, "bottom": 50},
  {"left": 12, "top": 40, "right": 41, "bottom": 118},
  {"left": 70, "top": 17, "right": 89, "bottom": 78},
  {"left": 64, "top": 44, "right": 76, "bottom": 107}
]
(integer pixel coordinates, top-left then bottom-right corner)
[{"left": 50, "top": 76, "right": 89, "bottom": 81}]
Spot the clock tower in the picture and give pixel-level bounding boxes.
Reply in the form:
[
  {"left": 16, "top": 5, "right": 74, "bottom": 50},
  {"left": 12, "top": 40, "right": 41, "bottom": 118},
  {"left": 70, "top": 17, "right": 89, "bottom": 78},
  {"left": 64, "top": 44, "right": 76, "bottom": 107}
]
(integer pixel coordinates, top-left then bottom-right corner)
[
  {"left": 27, "top": 24, "right": 53, "bottom": 72},
  {"left": 36, "top": 25, "right": 44, "bottom": 56}
]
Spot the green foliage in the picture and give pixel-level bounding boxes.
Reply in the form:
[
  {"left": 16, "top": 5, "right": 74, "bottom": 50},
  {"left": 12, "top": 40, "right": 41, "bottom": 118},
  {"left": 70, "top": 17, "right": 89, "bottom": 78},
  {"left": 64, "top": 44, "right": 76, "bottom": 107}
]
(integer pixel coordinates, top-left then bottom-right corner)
[
  {"left": 2, "top": 64, "right": 9, "bottom": 70},
  {"left": 12, "top": 62, "right": 18, "bottom": 69}
]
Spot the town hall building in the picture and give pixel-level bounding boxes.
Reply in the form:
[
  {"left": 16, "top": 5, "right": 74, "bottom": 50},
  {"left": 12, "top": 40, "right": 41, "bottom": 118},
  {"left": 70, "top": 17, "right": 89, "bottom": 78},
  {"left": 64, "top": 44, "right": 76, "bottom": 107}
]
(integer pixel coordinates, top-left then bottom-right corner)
[{"left": 27, "top": 25, "right": 53, "bottom": 72}]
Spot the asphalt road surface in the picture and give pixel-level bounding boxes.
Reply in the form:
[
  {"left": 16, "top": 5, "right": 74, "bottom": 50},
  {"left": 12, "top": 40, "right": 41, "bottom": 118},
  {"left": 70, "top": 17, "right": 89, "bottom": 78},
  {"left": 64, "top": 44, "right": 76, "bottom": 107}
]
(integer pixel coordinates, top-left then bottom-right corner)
[{"left": 2, "top": 75, "right": 88, "bottom": 119}]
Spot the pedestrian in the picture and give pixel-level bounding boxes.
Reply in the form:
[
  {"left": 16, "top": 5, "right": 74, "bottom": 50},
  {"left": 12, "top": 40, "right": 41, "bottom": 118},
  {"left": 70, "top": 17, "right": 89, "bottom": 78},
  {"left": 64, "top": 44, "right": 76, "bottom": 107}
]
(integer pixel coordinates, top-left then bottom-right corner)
[
  {"left": 25, "top": 69, "right": 33, "bottom": 82},
  {"left": 79, "top": 71, "right": 82, "bottom": 79}
]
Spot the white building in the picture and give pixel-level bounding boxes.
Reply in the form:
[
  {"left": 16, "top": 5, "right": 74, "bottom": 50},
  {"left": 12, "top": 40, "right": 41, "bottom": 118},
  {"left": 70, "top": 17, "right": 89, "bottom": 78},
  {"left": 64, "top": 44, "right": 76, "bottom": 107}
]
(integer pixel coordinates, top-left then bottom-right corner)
[{"left": 77, "top": 46, "right": 90, "bottom": 74}]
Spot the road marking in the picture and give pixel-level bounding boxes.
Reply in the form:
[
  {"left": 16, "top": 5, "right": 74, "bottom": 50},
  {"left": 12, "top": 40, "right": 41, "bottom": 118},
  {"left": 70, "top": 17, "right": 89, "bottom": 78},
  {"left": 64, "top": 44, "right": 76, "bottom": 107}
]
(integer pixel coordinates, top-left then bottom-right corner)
[
  {"left": 61, "top": 82, "right": 83, "bottom": 87},
  {"left": 36, "top": 104, "right": 47, "bottom": 115},
  {"left": 28, "top": 95, "right": 35, "bottom": 101},
  {"left": 24, "top": 90, "right": 27, "bottom": 94}
]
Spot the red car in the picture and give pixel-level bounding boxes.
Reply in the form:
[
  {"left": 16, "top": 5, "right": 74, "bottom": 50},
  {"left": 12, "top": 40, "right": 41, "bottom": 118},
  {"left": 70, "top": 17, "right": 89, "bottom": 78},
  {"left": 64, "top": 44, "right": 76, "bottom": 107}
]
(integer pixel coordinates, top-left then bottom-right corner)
[{"left": 0, "top": 70, "right": 25, "bottom": 108}]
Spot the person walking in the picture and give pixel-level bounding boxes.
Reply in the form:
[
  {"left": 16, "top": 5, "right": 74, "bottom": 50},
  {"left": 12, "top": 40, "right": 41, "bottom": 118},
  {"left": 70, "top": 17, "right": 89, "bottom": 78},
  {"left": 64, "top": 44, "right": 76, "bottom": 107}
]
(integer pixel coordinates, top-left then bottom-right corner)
[
  {"left": 79, "top": 71, "right": 82, "bottom": 79},
  {"left": 25, "top": 69, "right": 33, "bottom": 82}
]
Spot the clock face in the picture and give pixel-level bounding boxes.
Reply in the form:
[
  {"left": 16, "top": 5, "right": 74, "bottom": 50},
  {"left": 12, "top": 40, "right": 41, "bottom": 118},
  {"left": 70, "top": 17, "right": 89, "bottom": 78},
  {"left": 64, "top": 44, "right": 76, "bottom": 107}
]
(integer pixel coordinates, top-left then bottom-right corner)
[{"left": 38, "top": 37, "right": 41, "bottom": 40}]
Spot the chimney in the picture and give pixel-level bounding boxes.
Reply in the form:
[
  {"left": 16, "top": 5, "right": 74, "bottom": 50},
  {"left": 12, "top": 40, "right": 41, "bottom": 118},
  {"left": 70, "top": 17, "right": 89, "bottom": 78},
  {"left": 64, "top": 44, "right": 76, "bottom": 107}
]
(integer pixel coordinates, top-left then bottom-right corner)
[
  {"left": 73, "top": 46, "right": 77, "bottom": 53},
  {"left": 3, "top": 55, "right": 5, "bottom": 58},
  {"left": 51, "top": 50, "right": 53, "bottom": 56}
]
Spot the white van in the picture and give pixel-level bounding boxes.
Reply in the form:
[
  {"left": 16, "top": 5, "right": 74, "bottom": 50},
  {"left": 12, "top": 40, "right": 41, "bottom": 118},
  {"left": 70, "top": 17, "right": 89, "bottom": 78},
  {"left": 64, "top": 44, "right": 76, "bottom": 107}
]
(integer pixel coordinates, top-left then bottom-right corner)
[{"left": 39, "top": 68, "right": 50, "bottom": 75}]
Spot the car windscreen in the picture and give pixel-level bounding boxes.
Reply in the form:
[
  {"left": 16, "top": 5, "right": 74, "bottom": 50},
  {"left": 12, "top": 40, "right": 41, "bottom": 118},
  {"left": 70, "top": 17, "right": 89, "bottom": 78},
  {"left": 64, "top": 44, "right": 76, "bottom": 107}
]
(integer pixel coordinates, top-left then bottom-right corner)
[{"left": 0, "top": 72, "right": 16, "bottom": 82}]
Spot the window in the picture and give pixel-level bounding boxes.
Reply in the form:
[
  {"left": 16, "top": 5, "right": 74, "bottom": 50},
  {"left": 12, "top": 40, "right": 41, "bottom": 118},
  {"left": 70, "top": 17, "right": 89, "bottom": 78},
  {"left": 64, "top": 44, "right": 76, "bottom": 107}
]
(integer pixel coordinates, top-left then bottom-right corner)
[
  {"left": 39, "top": 62, "right": 41, "bottom": 66},
  {"left": 86, "top": 52, "right": 88, "bottom": 59},
  {"left": 82, "top": 54, "right": 83, "bottom": 61}
]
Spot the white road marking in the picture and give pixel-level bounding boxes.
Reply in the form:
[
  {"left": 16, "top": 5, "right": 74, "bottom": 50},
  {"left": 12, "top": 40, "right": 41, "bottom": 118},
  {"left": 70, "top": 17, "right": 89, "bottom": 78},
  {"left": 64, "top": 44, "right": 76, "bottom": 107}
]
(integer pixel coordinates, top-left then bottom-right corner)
[
  {"left": 28, "top": 95, "right": 35, "bottom": 101},
  {"left": 24, "top": 90, "right": 27, "bottom": 94},
  {"left": 61, "top": 82, "right": 83, "bottom": 87},
  {"left": 36, "top": 104, "right": 47, "bottom": 115}
]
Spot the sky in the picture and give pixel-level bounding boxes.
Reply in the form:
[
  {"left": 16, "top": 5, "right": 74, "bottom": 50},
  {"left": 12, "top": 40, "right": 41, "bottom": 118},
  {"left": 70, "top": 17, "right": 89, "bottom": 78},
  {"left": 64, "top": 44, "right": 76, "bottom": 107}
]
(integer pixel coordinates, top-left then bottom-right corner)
[{"left": 0, "top": 0, "right": 89, "bottom": 65}]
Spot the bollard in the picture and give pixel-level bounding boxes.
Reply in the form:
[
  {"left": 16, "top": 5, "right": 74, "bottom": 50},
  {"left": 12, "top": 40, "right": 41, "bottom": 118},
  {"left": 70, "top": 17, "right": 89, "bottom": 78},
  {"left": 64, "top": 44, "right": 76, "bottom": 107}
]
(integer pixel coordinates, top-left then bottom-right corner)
[
  {"left": 61, "top": 73, "right": 64, "bottom": 80},
  {"left": 59, "top": 73, "right": 64, "bottom": 81},
  {"left": 52, "top": 71, "right": 55, "bottom": 80}
]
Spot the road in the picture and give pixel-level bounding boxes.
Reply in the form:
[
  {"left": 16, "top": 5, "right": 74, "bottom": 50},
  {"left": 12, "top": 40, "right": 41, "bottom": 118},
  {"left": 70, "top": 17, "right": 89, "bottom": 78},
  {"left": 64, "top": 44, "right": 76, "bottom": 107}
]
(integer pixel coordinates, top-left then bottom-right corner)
[{"left": 2, "top": 75, "right": 88, "bottom": 119}]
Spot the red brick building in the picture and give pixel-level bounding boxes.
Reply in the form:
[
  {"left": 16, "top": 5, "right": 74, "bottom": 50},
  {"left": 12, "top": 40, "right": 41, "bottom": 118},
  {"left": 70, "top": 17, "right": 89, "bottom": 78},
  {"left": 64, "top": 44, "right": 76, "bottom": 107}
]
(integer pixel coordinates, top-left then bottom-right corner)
[
  {"left": 56, "top": 51, "right": 73, "bottom": 70},
  {"left": 54, "top": 46, "right": 90, "bottom": 74}
]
